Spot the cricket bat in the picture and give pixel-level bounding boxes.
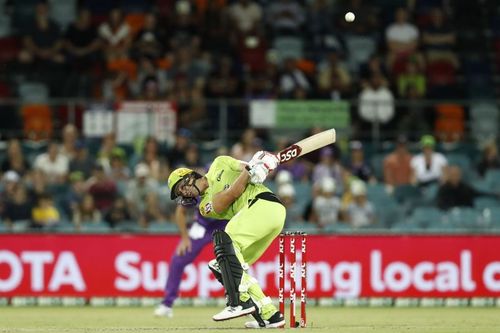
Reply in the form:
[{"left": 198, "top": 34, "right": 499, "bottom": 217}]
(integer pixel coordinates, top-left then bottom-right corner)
[{"left": 276, "top": 128, "right": 336, "bottom": 164}]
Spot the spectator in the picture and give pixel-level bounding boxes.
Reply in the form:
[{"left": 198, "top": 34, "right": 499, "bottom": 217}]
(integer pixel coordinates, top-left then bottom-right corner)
[
  {"left": 34, "top": 140, "right": 69, "bottom": 184},
  {"left": 29, "top": 170, "right": 48, "bottom": 203},
  {"left": 97, "top": 132, "right": 118, "bottom": 171},
  {"left": 230, "top": 128, "right": 261, "bottom": 161},
  {"left": 1, "top": 139, "right": 31, "bottom": 177},
  {"left": 421, "top": 7, "right": 458, "bottom": 68},
  {"left": 63, "top": 171, "right": 87, "bottom": 218},
  {"left": 307, "top": 0, "right": 337, "bottom": 54},
  {"left": 0, "top": 171, "right": 21, "bottom": 217},
  {"left": 3, "top": 184, "right": 33, "bottom": 230},
  {"left": 358, "top": 73, "right": 395, "bottom": 128},
  {"left": 98, "top": 7, "right": 131, "bottom": 60},
  {"left": 63, "top": 6, "right": 101, "bottom": 94},
  {"left": 312, "top": 147, "right": 343, "bottom": 186},
  {"left": 206, "top": 56, "right": 241, "bottom": 98},
  {"left": 359, "top": 54, "right": 389, "bottom": 89},
  {"left": 437, "top": 165, "right": 497, "bottom": 210},
  {"left": 411, "top": 135, "right": 447, "bottom": 186},
  {"left": 397, "top": 58, "right": 426, "bottom": 98},
  {"left": 69, "top": 141, "right": 94, "bottom": 178},
  {"left": 267, "top": 0, "right": 305, "bottom": 37},
  {"left": 477, "top": 141, "right": 500, "bottom": 178},
  {"left": 18, "top": 2, "right": 66, "bottom": 76},
  {"left": 275, "top": 170, "right": 293, "bottom": 186},
  {"left": 348, "top": 141, "right": 374, "bottom": 183},
  {"left": 317, "top": 50, "right": 352, "bottom": 100},
  {"left": 31, "top": 193, "right": 60, "bottom": 229},
  {"left": 383, "top": 135, "right": 413, "bottom": 187},
  {"left": 167, "top": 128, "right": 192, "bottom": 168},
  {"left": 167, "top": 0, "right": 201, "bottom": 50},
  {"left": 139, "top": 192, "right": 167, "bottom": 227},
  {"left": 385, "top": 7, "right": 421, "bottom": 72},
  {"left": 200, "top": 0, "right": 231, "bottom": 55},
  {"left": 397, "top": 84, "right": 432, "bottom": 140},
  {"left": 129, "top": 55, "right": 168, "bottom": 98},
  {"left": 278, "top": 183, "right": 302, "bottom": 226},
  {"left": 278, "top": 58, "right": 311, "bottom": 98},
  {"left": 107, "top": 147, "right": 130, "bottom": 182},
  {"left": 73, "top": 193, "right": 101, "bottom": 228},
  {"left": 141, "top": 136, "right": 163, "bottom": 180},
  {"left": 104, "top": 197, "right": 132, "bottom": 228},
  {"left": 343, "top": 179, "right": 375, "bottom": 228},
  {"left": 228, "top": 0, "right": 263, "bottom": 36},
  {"left": 184, "top": 144, "right": 204, "bottom": 173},
  {"left": 87, "top": 164, "right": 117, "bottom": 212},
  {"left": 133, "top": 12, "right": 166, "bottom": 59},
  {"left": 125, "top": 163, "right": 159, "bottom": 220},
  {"left": 311, "top": 177, "right": 341, "bottom": 229},
  {"left": 59, "top": 124, "right": 79, "bottom": 161}
]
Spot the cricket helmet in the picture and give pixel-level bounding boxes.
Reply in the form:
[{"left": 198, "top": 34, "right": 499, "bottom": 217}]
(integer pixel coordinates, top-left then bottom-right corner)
[{"left": 168, "top": 167, "right": 194, "bottom": 200}]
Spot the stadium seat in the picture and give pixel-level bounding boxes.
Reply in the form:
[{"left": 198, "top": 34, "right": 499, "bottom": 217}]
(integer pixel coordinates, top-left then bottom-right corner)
[
  {"left": 18, "top": 82, "right": 49, "bottom": 103},
  {"left": 483, "top": 207, "right": 500, "bottom": 227},
  {"left": 434, "top": 104, "right": 464, "bottom": 141},
  {"left": 370, "top": 154, "right": 386, "bottom": 181},
  {"left": 0, "top": 14, "right": 11, "bottom": 38},
  {"left": 114, "top": 221, "right": 144, "bottom": 233},
  {"left": 273, "top": 37, "right": 303, "bottom": 63},
  {"left": 473, "top": 197, "right": 500, "bottom": 210},
  {"left": 394, "top": 185, "right": 421, "bottom": 204},
  {"left": 444, "top": 207, "right": 480, "bottom": 228},
  {"left": 485, "top": 169, "right": 500, "bottom": 189},
  {"left": 410, "top": 207, "right": 444, "bottom": 228},
  {"left": 49, "top": 0, "right": 77, "bottom": 30},
  {"left": 390, "top": 221, "right": 421, "bottom": 232},
  {"left": 81, "top": 222, "right": 112, "bottom": 233},
  {"left": 366, "top": 183, "right": 393, "bottom": 205},
  {"left": 345, "top": 35, "right": 376, "bottom": 73},
  {"left": 148, "top": 222, "right": 179, "bottom": 233},
  {"left": 285, "top": 222, "right": 317, "bottom": 233},
  {"left": 21, "top": 104, "right": 53, "bottom": 141}
]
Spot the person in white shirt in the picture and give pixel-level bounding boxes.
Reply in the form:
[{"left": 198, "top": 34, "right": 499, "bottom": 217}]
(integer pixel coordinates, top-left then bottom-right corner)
[
  {"left": 229, "top": 0, "right": 263, "bottom": 34},
  {"left": 359, "top": 73, "right": 395, "bottom": 125},
  {"left": 385, "top": 7, "right": 420, "bottom": 70},
  {"left": 411, "top": 135, "right": 448, "bottom": 186},
  {"left": 312, "top": 177, "right": 341, "bottom": 228},
  {"left": 345, "top": 179, "right": 375, "bottom": 228},
  {"left": 34, "top": 141, "right": 69, "bottom": 184}
]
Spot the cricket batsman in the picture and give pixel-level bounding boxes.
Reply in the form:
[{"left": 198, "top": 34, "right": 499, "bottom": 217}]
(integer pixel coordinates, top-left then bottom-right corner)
[{"left": 168, "top": 152, "right": 286, "bottom": 328}]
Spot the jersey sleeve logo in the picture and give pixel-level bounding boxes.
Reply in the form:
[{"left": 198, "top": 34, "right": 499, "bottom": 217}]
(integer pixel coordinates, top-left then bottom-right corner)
[{"left": 203, "top": 202, "right": 213, "bottom": 214}]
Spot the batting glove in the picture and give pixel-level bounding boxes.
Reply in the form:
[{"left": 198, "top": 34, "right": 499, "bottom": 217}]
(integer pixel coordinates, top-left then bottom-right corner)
[
  {"left": 249, "top": 151, "right": 280, "bottom": 171},
  {"left": 248, "top": 162, "right": 269, "bottom": 184}
]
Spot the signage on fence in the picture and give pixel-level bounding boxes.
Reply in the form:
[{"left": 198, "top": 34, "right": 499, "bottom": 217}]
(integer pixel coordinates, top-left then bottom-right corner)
[
  {"left": 250, "top": 100, "right": 350, "bottom": 129},
  {"left": 1, "top": 235, "right": 499, "bottom": 298},
  {"left": 82, "top": 102, "right": 177, "bottom": 145}
]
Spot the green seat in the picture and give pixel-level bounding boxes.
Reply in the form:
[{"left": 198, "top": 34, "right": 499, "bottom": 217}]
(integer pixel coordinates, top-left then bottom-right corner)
[
  {"left": 390, "top": 221, "right": 422, "bottom": 232},
  {"left": 370, "top": 154, "right": 386, "bottom": 181},
  {"left": 284, "top": 222, "right": 317, "bottom": 234},
  {"left": 366, "top": 184, "right": 394, "bottom": 205},
  {"left": 446, "top": 153, "right": 471, "bottom": 171},
  {"left": 485, "top": 170, "right": 500, "bottom": 190}
]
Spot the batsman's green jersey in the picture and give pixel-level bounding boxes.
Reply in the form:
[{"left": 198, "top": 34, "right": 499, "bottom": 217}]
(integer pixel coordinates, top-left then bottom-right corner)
[
  {"left": 199, "top": 154, "right": 286, "bottom": 263},
  {"left": 199, "top": 155, "right": 286, "bottom": 319}
]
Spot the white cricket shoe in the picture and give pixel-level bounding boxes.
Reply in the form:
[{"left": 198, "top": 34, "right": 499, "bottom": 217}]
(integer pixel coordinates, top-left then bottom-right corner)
[
  {"left": 244, "top": 311, "right": 286, "bottom": 329},
  {"left": 154, "top": 304, "right": 173, "bottom": 318},
  {"left": 212, "top": 301, "right": 256, "bottom": 321}
]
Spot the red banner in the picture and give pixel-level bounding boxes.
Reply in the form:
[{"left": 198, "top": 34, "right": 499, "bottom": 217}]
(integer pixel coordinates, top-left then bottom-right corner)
[{"left": 1, "top": 234, "right": 500, "bottom": 298}]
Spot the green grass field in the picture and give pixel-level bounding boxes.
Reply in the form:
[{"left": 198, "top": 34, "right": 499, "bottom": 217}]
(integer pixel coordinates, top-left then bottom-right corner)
[{"left": 1, "top": 307, "right": 499, "bottom": 333}]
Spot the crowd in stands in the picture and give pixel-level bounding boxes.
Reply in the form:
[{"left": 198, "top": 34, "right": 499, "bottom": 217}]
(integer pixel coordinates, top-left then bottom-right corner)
[
  {"left": 0, "top": 1, "right": 499, "bottom": 232},
  {"left": 1, "top": 123, "right": 500, "bottom": 233},
  {"left": 0, "top": 0, "right": 490, "bottom": 139}
]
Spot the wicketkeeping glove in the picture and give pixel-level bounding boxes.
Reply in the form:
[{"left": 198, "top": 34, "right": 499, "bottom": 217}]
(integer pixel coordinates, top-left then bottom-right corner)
[{"left": 248, "top": 161, "right": 269, "bottom": 184}]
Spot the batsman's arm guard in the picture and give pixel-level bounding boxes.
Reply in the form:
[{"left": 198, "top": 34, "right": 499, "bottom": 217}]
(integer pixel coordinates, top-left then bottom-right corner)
[{"left": 213, "top": 230, "right": 243, "bottom": 307}]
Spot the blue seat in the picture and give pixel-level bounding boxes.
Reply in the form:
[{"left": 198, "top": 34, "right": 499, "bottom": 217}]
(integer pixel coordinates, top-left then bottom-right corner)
[
  {"left": 366, "top": 184, "right": 394, "bottom": 205},
  {"left": 148, "top": 222, "right": 178, "bottom": 233},
  {"left": 394, "top": 185, "right": 421, "bottom": 204},
  {"left": 370, "top": 154, "right": 386, "bottom": 181},
  {"left": 474, "top": 197, "right": 500, "bottom": 210},
  {"left": 410, "top": 207, "right": 444, "bottom": 228},
  {"left": 390, "top": 221, "right": 422, "bottom": 232},
  {"left": 485, "top": 170, "right": 500, "bottom": 190},
  {"left": 444, "top": 207, "right": 480, "bottom": 228},
  {"left": 81, "top": 222, "right": 112, "bottom": 233}
]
